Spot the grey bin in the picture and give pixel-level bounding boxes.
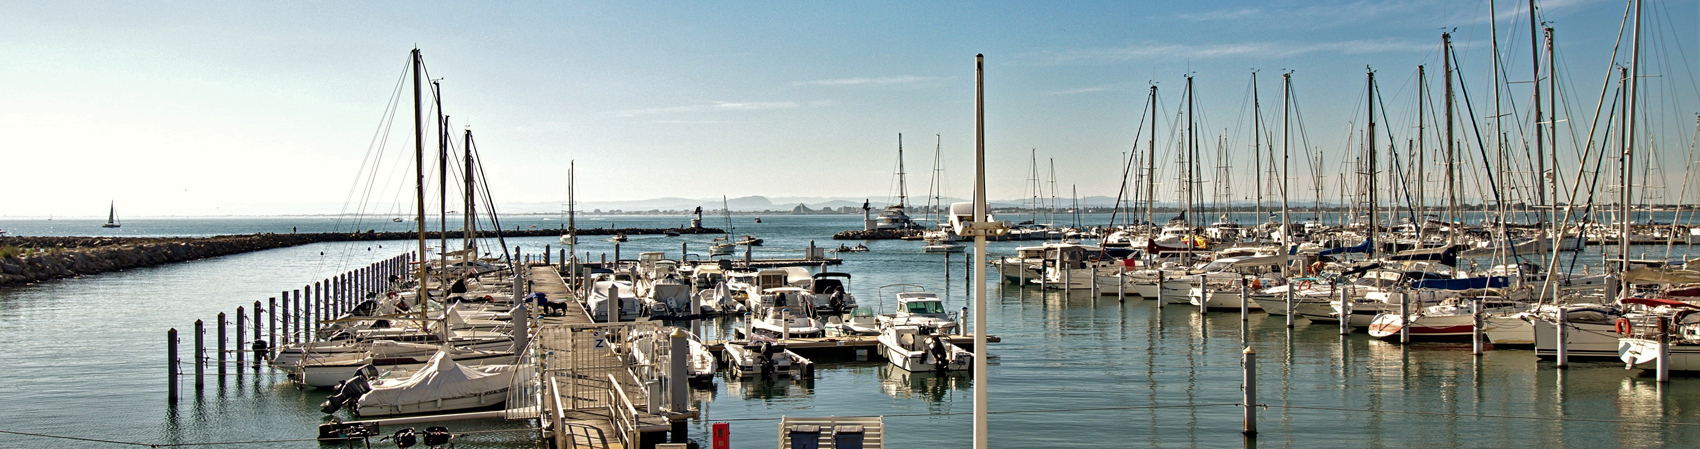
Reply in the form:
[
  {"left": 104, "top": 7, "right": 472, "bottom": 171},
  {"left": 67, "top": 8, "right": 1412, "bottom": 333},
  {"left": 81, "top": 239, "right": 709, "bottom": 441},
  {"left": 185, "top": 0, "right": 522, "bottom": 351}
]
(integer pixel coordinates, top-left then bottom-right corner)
[
  {"left": 788, "top": 425, "right": 821, "bottom": 449},
  {"left": 833, "top": 425, "right": 866, "bottom": 449}
]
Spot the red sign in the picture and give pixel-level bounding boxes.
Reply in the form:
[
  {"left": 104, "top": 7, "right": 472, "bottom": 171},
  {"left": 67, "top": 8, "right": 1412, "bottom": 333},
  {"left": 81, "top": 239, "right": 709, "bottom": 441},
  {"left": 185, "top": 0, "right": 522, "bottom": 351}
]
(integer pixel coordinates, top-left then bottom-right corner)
[{"left": 712, "top": 422, "right": 730, "bottom": 449}]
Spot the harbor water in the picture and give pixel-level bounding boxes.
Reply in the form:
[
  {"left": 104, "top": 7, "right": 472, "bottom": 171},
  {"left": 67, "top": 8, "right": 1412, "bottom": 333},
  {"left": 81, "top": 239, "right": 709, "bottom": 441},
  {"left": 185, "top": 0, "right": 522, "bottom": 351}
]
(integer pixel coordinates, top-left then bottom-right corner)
[{"left": 3, "top": 214, "right": 1700, "bottom": 448}]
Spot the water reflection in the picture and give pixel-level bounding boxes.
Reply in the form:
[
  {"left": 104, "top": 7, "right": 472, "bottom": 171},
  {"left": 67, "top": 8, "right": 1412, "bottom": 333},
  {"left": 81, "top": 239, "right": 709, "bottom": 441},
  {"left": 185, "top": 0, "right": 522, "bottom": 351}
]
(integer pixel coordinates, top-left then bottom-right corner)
[{"left": 877, "top": 363, "right": 970, "bottom": 401}]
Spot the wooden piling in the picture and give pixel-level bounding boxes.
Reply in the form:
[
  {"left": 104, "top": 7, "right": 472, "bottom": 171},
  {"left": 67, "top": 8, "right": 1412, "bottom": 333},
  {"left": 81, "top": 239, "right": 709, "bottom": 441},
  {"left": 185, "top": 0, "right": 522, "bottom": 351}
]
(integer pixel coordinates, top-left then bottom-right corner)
[
  {"left": 217, "top": 312, "right": 227, "bottom": 377},
  {"left": 545, "top": 244, "right": 552, "bottom": 264},
  {"left": 235, "top": 307, "right": 246, "bottom": 368},
  {"left": 193, "top": 319, "right": 204, "bottom": 389},
  {"left": 167, "top": 328, "right": 178, "bottom": 402},
  {"left": 292, "top": 289, "right": 303, "bottom": 344},
  {"left": 267, "top": 297, "right": 277, "bottom": 358}
]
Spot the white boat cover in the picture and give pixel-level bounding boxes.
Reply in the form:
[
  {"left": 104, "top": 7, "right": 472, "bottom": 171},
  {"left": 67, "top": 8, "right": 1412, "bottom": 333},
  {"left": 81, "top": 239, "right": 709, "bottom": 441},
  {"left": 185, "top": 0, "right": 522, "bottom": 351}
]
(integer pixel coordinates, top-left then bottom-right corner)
[
  {"left": 1623, "top": 267, "right": 1700, "bottom": 285},
  {"left": 358, "top": 350, "right": 512, "bottom": 409}
]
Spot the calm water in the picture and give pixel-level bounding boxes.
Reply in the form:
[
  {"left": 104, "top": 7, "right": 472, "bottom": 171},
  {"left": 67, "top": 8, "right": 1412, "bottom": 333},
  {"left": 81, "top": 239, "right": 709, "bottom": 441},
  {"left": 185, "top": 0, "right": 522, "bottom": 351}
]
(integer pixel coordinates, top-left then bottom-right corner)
[{"left": 3, "top": 215, "right": 1700, "bottom": 448}]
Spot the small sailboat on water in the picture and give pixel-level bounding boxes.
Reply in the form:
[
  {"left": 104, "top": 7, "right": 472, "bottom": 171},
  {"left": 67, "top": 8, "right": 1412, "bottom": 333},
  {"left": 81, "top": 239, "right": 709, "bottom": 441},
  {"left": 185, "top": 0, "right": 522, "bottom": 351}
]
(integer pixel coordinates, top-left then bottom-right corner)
[{"left": 102, "top": 201, "right": 121, "bottom": 228}]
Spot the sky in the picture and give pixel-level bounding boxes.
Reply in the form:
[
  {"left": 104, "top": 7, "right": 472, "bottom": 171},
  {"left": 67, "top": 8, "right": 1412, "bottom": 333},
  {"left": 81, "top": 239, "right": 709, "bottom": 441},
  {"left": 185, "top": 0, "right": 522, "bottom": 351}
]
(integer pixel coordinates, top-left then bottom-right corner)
[{"left": 2, "top": 0, "right": 1696, "bottom": 217}]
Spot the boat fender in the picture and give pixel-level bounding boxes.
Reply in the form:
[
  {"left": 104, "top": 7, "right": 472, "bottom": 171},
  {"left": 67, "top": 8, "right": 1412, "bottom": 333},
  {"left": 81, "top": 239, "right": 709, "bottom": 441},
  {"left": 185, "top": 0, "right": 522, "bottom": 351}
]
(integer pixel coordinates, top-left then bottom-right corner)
[{"left": 1616, "top": 317, "right": 1634, "bottom": 336}]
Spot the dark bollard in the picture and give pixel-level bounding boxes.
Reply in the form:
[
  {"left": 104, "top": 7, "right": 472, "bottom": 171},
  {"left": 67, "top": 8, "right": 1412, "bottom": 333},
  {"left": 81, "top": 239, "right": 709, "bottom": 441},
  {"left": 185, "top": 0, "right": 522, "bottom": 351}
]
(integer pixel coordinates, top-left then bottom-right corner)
[
  {"left": 217, "top": 312, "right": 227, "bottom": 377},
  {"left": 167, "top": 328, "right": 179, "bottom": 402},
  {"left": 267, "top": 297, "right": 277, "bottom": 358},
  {"left": 194, "top": 319, "right": 205, "bottom": 389},
  {"left": 235, "top": 307, "right": 246, "bottom": 368}
]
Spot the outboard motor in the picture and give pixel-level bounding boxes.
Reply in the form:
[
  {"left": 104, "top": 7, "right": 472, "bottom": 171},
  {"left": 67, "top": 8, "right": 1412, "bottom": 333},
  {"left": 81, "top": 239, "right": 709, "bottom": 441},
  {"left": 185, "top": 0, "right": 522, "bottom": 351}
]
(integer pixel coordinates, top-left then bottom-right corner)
[
  {"left": 929, "top": 336, "right": 950, "bottom": 373},
  {"left": 319, "top": 366, "right": 374, "bottom": 414},
  {"left": 250, "top": 339, "right": 270, "bottom": 360},
  {"left": 422, "top": 426, "right": 454, "bottom": 447},
  {"left": 382, "top": 428, "right": 418, "bottom": 448}
]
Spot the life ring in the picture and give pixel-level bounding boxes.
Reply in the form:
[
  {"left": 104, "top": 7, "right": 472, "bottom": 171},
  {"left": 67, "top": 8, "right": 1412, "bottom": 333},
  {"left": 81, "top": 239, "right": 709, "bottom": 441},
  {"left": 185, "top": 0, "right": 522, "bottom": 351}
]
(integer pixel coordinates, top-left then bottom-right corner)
[{"left": 1615, "top": 317, "right": 1633, "bottom": 335}]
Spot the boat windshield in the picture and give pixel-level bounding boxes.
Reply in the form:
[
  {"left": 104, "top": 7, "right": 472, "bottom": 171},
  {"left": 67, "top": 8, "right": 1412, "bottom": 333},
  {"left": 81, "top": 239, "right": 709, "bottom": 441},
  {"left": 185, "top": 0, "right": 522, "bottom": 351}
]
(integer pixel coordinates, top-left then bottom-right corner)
[{"left": 906, "top": 301, "right": 945, "bottom": 315}]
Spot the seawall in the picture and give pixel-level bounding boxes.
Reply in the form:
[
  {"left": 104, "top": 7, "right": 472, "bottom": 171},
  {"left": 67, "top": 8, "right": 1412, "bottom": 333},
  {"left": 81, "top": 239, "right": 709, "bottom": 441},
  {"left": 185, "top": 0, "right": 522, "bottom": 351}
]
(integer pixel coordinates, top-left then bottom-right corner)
[{"left": 0, "top": 226, "right": 722, "bottom": 286}]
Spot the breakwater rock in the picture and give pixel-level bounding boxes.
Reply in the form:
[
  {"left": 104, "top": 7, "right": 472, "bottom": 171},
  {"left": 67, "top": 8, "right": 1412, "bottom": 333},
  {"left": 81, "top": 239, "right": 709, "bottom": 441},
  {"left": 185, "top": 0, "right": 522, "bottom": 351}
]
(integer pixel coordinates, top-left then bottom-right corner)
[
  {"left": 0, "top": 226, "right": 724, "bottom": 286},
  {"left": 832, "top": 229, "right": 922, "bottom": 240}
]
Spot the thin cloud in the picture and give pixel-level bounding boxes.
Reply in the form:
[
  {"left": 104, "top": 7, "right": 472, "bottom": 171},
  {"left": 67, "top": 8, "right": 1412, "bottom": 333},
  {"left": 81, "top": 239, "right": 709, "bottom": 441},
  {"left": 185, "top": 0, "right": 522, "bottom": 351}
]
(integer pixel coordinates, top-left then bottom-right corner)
[
  {"left": 612, "top": 101, "right": 799, "bottom": 117},
  {"left": 1178, "top": 7, "right": 1262, "bottom": 21},
  {"left": 792, "top": 75, "right": 943, "bottom": 86},
  {"left": 1049, "top": 85, "right": 1117, "bottom": 96},
  {"left": 1042, "top": 39, "right": 1432, "bottom": 64}
]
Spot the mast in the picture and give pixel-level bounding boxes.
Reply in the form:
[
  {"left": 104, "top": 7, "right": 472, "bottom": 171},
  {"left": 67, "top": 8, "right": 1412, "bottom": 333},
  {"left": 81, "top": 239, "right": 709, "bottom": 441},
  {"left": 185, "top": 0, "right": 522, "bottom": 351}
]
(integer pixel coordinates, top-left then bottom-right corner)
[
  {"left": 1281, "top": 72, "right": 1292, "bottom": 253},
  {"left": 463, "top": 129, "right": 474, "bottom": 251},
  {"left": 1529, "top": 0, "right": 1546, "bottom": 219},
  {"left": 434, "top": 80, "right": 447, "bottom": 273},
  {"left": 108, "top": 201, "right": 116, "bottom": 224},
  {"left": 897, "top": 133, "right": 908, "bottom": 208},
  {"left": 1253, "top": 71, "right": 1263, "bottom": 225},
  {"left": 1190, "top": 74, "right": 1203, "bottom": 229},
  {"left": 1546, "top": 26, "right": 1559, "bottom": 231},
  {"left": 1146, "top": 85, "right": 1158, "bottom": 228},
  {"left": 1444, "top": 33, "right": 1458, "bottom": 244},
  {"left": 411, "top": 48, "right": 428, "bottom": 318},
  {"left": 1367, "top": 67, "right": 1378, "bottom": 259},
  {"left": 1622, "top": 0, "right": 1642, "bottom": 281},
  {"left": 1417, "top": 65, "right": 1426, "bottom": 232},
  {"left": 567, "top": 161, "right": 576, "bottom": 257}
]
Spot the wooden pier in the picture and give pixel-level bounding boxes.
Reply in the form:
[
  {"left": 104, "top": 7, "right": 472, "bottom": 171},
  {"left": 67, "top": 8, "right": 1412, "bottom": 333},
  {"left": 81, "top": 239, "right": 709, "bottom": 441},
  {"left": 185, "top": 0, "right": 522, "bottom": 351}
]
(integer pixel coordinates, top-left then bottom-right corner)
[{"left": 531, "top": 265, "right": 689, "bottom": 449}]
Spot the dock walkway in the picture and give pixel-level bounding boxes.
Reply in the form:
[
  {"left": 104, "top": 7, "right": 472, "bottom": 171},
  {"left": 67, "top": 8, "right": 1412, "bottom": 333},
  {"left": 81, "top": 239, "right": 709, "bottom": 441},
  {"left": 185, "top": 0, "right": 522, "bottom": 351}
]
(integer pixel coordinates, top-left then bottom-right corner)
[{"left": 531, "top": 265, "right": 675, "bottom": 449}]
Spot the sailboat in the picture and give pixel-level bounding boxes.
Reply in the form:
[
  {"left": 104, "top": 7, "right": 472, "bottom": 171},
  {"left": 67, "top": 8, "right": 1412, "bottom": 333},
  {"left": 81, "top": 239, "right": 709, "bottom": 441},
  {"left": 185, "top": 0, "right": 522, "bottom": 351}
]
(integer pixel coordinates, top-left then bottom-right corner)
[
  {"left": 101, "top": 202, "right": 121, "bottom": 228},
  {"left": 710, "top": 196, "right": 736, "bottom": 256}
]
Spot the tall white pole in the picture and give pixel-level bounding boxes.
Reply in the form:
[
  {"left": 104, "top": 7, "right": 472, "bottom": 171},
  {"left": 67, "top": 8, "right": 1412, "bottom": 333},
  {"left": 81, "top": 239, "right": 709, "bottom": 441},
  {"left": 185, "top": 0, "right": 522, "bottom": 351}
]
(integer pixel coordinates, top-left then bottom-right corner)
[{"left": 972, "top": 53, "right": 991, "bottom": 449}]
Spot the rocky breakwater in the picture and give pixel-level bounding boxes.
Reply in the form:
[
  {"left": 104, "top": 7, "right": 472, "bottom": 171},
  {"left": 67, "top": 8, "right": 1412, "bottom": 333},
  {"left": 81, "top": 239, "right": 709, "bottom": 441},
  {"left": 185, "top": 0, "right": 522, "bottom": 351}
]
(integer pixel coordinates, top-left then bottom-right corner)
[{"left": 0, "top": 234, "right": 331, "bottom": 286}]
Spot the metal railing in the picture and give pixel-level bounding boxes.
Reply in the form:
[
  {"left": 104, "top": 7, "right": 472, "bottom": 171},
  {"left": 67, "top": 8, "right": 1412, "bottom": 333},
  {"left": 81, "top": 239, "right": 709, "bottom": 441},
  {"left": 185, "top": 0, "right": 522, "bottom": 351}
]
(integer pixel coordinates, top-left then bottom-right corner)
[{"left": 607, "top": 374, "right": 641, "bottom": 448}]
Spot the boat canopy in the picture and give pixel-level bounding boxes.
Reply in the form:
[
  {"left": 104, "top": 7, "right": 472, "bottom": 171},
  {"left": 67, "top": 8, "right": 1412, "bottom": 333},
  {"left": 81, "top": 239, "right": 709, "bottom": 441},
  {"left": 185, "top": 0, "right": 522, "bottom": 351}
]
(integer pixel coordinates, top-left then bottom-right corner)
[
  {"left": 358, "top": 350, "right": 513, "bottom": 409},
  {"left": 1619, "top": 297, "right": 1700, "bottom": 310},
  {"left": 1622, "top": 267, "right": 1700, "bottom": 285}
]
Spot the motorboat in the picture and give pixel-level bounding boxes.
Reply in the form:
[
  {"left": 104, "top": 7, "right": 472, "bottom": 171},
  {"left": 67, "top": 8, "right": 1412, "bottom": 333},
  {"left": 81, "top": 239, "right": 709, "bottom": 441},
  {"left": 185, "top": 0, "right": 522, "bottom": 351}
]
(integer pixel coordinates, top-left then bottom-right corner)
[
  {"left": 722, "top": 339, "right": 813, "bottom": 378},
  {"left": 586, "top": 280, "right": 645, "bottom": 322},
  {"left": 744, "top": 287, "right": 825, "bottom": 339},
  {"left": 630, "top": 328, "right": 718, "bottom": 383},
  {"left": 808, "top": 272, "right": 858, "bottom": 315},
  {"left": 875, "top": 288, "right": 957, "bottom": 333},
  {"left": 877, "top": 324, "right": 972, "bottom": 372},
  {"left": 835, "top": 307, "right": 881, "bottom": 336},
  {"left": 327, "top": 351, "right": 515, "bottom": 417},
  {"left": 292, "top": 342, "right": 516, "bottom": 388}
]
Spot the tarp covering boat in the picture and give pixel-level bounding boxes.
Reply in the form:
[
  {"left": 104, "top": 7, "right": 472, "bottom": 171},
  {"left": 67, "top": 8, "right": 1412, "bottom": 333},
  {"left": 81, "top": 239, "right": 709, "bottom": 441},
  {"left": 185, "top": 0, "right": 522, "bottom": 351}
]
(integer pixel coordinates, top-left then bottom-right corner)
[
  {"left": 1319, "top": 237, "right": 1372, "bottom": 256},
  {"left": 1408, "top": 276, "right": 1510, "bottom": 290},
  {"left": 356, "top": 350, "right": 513, "bottom": 410},
  {"left": 1386, "top": 245, "right": 1459, "bottom": 267},
  {"left": 1622, "top": 267, "right": 1700, "bottom": 285},
  {"left": 1619, "top": 297, "right": 1700, "bottom": 310}
]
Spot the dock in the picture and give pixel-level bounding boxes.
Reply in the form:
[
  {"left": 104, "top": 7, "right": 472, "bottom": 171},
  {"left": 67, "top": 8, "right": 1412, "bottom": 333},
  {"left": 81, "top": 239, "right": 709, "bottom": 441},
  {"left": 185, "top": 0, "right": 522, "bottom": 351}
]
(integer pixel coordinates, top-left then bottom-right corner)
[
  {"left": 531, "top": 265, "right": 691, "bottom": 449},
  {"left": 704, "top": 334, "right": 999, "bottom": 357}
]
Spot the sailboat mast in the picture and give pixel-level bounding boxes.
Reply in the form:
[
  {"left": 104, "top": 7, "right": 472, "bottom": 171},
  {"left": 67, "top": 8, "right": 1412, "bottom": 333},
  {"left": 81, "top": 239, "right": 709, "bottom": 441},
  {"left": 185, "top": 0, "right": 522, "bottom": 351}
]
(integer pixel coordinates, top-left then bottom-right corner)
[
  {"left": 1546, "top": 26, "right": 1560, "bottom": 229},
  {"left": 1444, "top": 33, "right": 1458, "bottom": 244},
  {"left": 411, "top": 48, "right": 429, "bottom": 315},
  {"left": 897, "top": 133, "right": 908, "bottom": 208},
  {"left": 1281, "top": 72, "right": 1292, "bottom": 251},
  {"left": 1417, "top": 66, "right": 1426, "bottom": 230},
  {"left": 1623, "top": 0, "right": 1642, "bottom": 279},
  {"left": 1530, "top": 0, "right": 1547, "bottom": 218},
  {"left": 435, "top": 81, "right": 447, "bottom": 272},
  {"left": 464, "top": 130, "right": 475, "bottom": 251},
  {"left": 568, "top": 161, "right": 576, "bottom": 258},
  {"left": 1253, "top": 71, "right": 1263, "bottom": 224},
  {"left": 1186, "top": 75, "right": 1197, "bottom": 229},
  {"left": 1146, "top": 85, "right": 1158, "bottom": 228},
  {"left": 1048, "top": 158, "right": 1058, "bottom": 227},
  {"left": 1366, "top": 68, "right": 1378, "bottom": 259}
]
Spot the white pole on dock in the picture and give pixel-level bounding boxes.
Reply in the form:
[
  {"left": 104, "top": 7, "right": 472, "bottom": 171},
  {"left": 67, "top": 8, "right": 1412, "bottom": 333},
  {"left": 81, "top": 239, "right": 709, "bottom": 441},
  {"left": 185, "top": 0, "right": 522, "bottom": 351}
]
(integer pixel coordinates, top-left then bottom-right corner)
[
  {"left": 1156, "top": 270, "right": 1166, "bottom": 309},
  {"left": 1555, "top": 308, "right": 1569, "bottom": 368},
  {"left": 1284, "top": 282, "right": 1294, "bottom": 328},
  {"left": 1657, "top": 316, "right": 1671, "bottom": 382},
  {"left": 1399, "top": 292, "right": 1409, "bottom": 344},
  {"left": 194, "top": 319, "right": 204, "bottom": 390},
  {"left": 668, "top": 328, "right": 688, "bottom": 412},
  {"left": 681, "top": 242, "right": 688, "bottom": 265},
  {"left": 1241, "top": 346, "right": 1257, "bottom": 436},
  {"left": 781, "top": 308, "right": 790, "bottom": 341},
  {"left": 970, "top": 53, "right": 992, "bottom": 449},
  {"left": 1471, "top": 297, "right": 1482, "bottom": 356},
  {"left": 217, "top": 312, "right": 227, "bottom": 378},
  {"left": 235, "top": 307, "right": 245, "bottom": 368},
  {"left": 167, "top": 328, "right": 178, "bottom": 403},
  {"left": 1338, "top": 287, "right": 1349, "bottom": 336},
  {"left": 1118, "top": 264, "right": 1126, "bottom": 302},
  {"left": 1239, "top": 277, "right": 1249, "bottom": 322},
  {"left": 1018, "top": 258, "right": 1026, "bottom": 288}
]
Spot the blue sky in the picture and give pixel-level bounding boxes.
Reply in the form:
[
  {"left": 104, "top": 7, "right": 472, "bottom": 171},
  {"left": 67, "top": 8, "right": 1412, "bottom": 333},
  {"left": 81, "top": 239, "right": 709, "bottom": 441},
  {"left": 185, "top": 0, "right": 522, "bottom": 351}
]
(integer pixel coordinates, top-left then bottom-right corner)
[{"left": 2, "top": 0, "right": 1695, "bottom": 216}]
